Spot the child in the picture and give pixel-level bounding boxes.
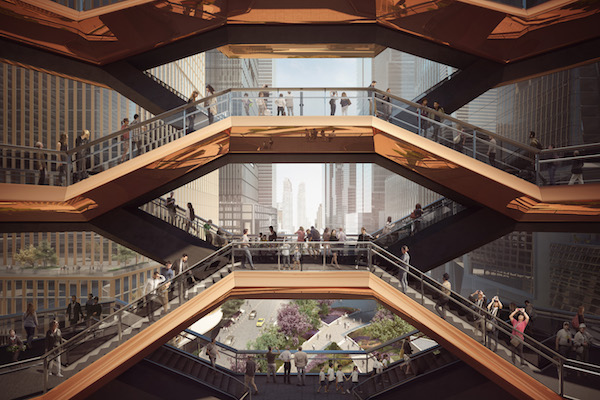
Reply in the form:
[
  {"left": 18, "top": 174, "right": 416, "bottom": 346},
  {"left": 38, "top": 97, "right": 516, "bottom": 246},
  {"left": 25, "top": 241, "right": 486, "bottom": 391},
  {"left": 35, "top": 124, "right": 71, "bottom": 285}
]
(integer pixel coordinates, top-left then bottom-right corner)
[
  {"left": 335, "top": 364, "right": 346, "bottom": 392},
  {"left": 325, "top": 361, "right": 335, "bottom": 393},
  {"left": 373, "top": 356, "right": 383, "bottom": 385},
  {"left": 293, "top": 246, "right": 301, "bottom": 270},
  {"left": 281, "top": 241, "right": 291, "bottom": 270},
  {"left": 346, "top": 365, "right": 359, "bottom": 394},
  {"left": 317, "top": 366, "right": 326, "bottom": 392}
]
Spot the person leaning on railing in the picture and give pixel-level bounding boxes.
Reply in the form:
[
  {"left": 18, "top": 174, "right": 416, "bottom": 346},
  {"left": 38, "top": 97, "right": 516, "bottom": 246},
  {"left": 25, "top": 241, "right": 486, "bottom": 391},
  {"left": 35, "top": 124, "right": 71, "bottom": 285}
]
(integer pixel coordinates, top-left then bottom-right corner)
[{"left": 509, "top": 308, "right": 529, "bottom": 366}]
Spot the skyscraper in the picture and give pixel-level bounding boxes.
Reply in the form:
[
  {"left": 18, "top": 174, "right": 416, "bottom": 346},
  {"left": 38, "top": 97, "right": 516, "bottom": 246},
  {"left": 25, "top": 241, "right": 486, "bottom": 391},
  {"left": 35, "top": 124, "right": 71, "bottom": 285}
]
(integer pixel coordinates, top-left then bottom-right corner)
[
  {"left": 281, "top": 178, "right": 294, "bottom": 233},
  {"left": 297, "top": 182, "right": 307, "bottom": 228}
]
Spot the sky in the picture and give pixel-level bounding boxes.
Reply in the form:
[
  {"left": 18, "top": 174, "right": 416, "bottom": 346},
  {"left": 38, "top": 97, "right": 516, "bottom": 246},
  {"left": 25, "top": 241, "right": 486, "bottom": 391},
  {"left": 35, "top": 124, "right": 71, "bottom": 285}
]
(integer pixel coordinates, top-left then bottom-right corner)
[{"left": 273, "top": 58, "right": 371, "bottom": 226}]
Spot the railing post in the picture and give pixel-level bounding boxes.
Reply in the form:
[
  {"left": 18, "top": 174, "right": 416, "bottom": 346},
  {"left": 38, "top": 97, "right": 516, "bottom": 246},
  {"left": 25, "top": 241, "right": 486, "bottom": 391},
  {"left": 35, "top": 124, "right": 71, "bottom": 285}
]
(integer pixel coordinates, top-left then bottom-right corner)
[
  {"left": 183, "top": 108, "right": 187, "bottom": 135},
  {"left": 43, "top": 356, "right": 49, "bottom": 392},
  {"left": 231, "top": 246, "right": 235, "bottom": 270},
  {"left": 228, "top": 92, "right": 232, "bottom": 117},
  {"left": 117, "top": 312, "right": 122, "bottom": 341},
  {"left": 179, "top": 279, "right": 184, "bottom": 305},
  {"left": 367, "top": 245, "right": 372, "bottom": 271},
  {"left": 420, "top": 274, "right": 425, "bottom": 305},
  {"left": 472, "top": 130, "right": 477, "bottom": 159},
  {"left": 535, "top": 153, "right": 541, "bottom": 185},
  {"left": 66, "top": 154, "right": 73, "bottom": 186},
  {"left": 558, "top": 360, "right": 564, "bottom": 396},
  {"left": 300, "top": 91, "right": 304, "bottom": 116}
]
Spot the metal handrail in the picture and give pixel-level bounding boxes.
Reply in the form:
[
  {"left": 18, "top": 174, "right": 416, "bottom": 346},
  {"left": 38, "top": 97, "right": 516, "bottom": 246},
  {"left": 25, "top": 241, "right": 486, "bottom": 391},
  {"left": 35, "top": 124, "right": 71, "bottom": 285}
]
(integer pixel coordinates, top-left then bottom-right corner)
[
  {"left": 369, "top": 244, "right": 565, "bottom": 364},
  {"left": 0, "top": 243, "right": 234, "bottom": 378}
]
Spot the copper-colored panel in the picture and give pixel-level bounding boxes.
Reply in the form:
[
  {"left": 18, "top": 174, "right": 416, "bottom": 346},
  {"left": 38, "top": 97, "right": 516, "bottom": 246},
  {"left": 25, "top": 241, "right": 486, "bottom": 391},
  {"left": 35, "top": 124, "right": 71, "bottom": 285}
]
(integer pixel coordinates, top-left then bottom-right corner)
[
  {"left": 36, "top": 271, "right": 561, "bottom": 400},
  {"left": 218, "top": 43, "right": 386, "bottom": 58},
  {"left": 1, "top": 1, "right": 598, "bottom": 64}
]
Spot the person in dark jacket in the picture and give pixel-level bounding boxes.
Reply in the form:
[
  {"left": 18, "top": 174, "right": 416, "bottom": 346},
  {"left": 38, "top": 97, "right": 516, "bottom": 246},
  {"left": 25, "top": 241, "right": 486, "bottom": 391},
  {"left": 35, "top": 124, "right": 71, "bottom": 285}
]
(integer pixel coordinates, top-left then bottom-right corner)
[{"left": 66, "top": 295, "right": 84, "bottom": 326}]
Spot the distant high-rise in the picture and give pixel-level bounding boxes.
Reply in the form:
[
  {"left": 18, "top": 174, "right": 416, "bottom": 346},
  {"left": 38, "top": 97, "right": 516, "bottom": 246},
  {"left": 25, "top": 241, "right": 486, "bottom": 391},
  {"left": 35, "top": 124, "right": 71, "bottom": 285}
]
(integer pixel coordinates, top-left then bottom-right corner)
[
  {"left": 257, "top": 164, "right": 276, "bottom": 208},
  {"left": 257, "top": 59, "right": 273, "bottom": 88},
  {"left": 316, "top": 203, "right": 324, "bottom": 231},
  {"left": 297, "top": 182, "right": 307, "bottom": 228},
  {"left": 282, "top": 178, "right": 294, "bottom": 233}
]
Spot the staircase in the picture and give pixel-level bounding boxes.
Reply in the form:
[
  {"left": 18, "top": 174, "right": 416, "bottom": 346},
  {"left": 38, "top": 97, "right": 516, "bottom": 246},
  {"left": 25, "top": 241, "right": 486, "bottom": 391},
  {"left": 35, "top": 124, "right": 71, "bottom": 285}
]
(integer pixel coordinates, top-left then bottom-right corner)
[
  {"left": 354, "top": 346, "right": 458, "bottom": 400},
  {"left": 146, "top": 345, "right": 248, "bottom": 399}
]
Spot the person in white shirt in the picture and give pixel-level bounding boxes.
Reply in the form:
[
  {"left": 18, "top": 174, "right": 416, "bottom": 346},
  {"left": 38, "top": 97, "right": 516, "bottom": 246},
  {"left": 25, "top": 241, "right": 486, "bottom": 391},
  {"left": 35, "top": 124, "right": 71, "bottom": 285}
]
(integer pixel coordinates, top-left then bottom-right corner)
[
  {"left": 144, "top": 271, "right": 166, "bottom": 321},
  {"left": 281, "top": 240, "right": 291, "bottom": 270},
  {"left": 285, "top": 91, "right": 294, "bottom": 116},
  {"left": 573, "top": 324, "right": 593, "bottom": 362},
  {"left": 399, "top": 245, "right": 410, "bottom": 293},
  {"left": 347, "top": 365, "right": 359, "bottom": 394},
  {"left": 326, "top": 361, "right": 335, "bottom": 392},
  {"left": 373, "top": 356, "right": 384, "bottom": 385},
  {"left": 275, "top": 93, "right": 286, "bottom": 116},
  {"left": 241, "top": 228, "right": 255, "bottom": 270},
  {"left": 335, "top": 364, "right": 345, "bottom": 392},
  {"left": 317, "top": 366, "right": 326, "bottom": 392},
  {"left": 279, "top": 346, "right": 292, "bottom": 384}
]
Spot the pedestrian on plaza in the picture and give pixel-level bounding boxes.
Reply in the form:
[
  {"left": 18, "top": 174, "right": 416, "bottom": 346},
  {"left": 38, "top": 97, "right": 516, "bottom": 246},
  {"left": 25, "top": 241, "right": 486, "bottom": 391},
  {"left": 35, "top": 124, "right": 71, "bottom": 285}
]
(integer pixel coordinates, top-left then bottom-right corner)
[
  {"left": 555, "top": 321, "right": 572, "bottom": 358},
  {"left": 207, "top": 336, "right": 219, "bottom": 370},
  {"left": 335, "top": 364, "right": 345, "bottom": 392},
  {"left": 410, "top": 203, "right": 423, "bottom": 234},
  {"left": 330, "top": 91, "right": 337, "bottom": 115},
  {"left": 57, "top": 133, "right": 69, "bottom": 186},
  {"left": 23, "top": 303, "right": 38, "bottom": 348},
  {"left": 205, "top": 84, "right": 217, "bottom": 124},
  {"left": 66, "top": 295, "right": 84, "bottom": 327},
  {"left": 241, "top": 228, "right": 255, "bottom": 270},
  {"left": 340, "top": 92, "right": 351, "bottom": 116},
  {"left": 185, "top": 203, "right": 195, "bottom": 233},
  {"left": 266, "top": 346, "right": 278, "bottom": 383},
  {"left": 85, "top": 294, "right": 94, "bottom": 320},
  {"left": 244, "top": 354, "right": 259, "bottom": 395},
  {"left": 165, "top": 191, "right": 176, "bottom": 224},
  {"left": 509, "top": 307, "right": 529, "bottom": 366},
  {"left": 469, "top": 289, "right": 488, "bottom": 342},
  {"left": 317, "top": 366, "right": 326, "bottom": 392},
  {"left": 488, "top": 135, "right": 497, "bottom": 167},
  {"left": 144, "top": 270, "right": 166, "bottom": 322},
  {"left": 275, "top": 93, "right": 286, "bottom": 116},
  {"left": 119, "top": 118, "right": 130, "bottom": 163},
  {"left": 285, "top": 91, "right": 294, "bottom": 116},
  {"left": 486, "top": 296, "right": 503, "bottom": 352},
  {"left": 7, "top": 330, "right": 24, "bottom": 362},
  {"left": 242, "top": 93, "right": 251, "bottom": 116},
  {"left": 75, "top": 129, "right": 91, "bottom": 182},
  {"left": 130, "top": 114, "right": 144, "bottom": 157},
  {"left": 45, "top": 320, "right": 63, "bottom": 377},
  {"left": 90, "top": 296, "right": 102, "bottom": 320},
  {"left": 346, "top": 365, "right": 359, "bottom": 394},
  {"left": 186, "top": 90, "right": 199, "bottom": 133},
  {"left": 279, "top": 346, "right": 292, "bottom": 384},
  {"left": 398, "top": 245, "right": 410, "bottom": 293},
  {"left": 329, "top": 229, "right": 340, "bottom": 269},
  {"left": 418, "top": 98, "right": 430, "bottom": 136},
  {"left": 573, "top": 324, "right": 593, "bottom": 363},
  {"left": 34, "top": 141, "right": 47, "bottom": 185},
  {"left": 431, "top": 101, "right": 445, "bottom": 142},
  {"left": 174, "top": 253, "right": 189, "bottom": 275},
  {"left": 569, "top": 150, "right": 584, "bottom": 185},
  {"left": 571, "top": 305, "right": 586, "bottom": 331},
  {"left": 325, "top": 361, "right": 335, "bottom": 392},
  {"left": 295, "top": 346, "right": 308, "bottom": 386}
]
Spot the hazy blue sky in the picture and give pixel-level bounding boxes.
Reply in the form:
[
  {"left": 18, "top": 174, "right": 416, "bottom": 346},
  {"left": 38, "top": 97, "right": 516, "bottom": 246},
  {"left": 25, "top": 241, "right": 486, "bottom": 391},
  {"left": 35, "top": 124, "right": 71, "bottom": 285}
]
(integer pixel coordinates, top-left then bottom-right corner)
[{"left": 273, "top": 59, "right": 371, "bottom": 228}]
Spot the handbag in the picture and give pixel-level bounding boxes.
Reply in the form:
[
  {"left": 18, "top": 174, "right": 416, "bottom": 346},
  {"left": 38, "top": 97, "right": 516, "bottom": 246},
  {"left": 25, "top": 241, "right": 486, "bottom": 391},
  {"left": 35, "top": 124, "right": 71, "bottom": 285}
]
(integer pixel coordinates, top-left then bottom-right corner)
[
  {"left": 510, "top": 336, "right": 521, "bottom": 347},
  {"left": 486, "top": 321, "right": 494, "bottom": 331}
]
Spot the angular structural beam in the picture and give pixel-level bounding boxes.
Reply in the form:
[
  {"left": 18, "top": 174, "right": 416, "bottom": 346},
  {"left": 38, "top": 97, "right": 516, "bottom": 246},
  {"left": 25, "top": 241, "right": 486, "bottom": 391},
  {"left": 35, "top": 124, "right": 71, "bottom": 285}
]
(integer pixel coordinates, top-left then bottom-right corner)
[
  {"left": 1, "top": 116, "right": 599, "bottom": 225},
  {"left": 36, "top": 271, "right": 561, "bottom": 400}
]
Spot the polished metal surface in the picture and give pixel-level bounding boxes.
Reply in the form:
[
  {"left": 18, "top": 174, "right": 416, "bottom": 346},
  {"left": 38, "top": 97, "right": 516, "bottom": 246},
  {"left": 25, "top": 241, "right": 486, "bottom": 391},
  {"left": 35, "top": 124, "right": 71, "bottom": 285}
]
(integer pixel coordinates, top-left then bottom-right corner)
[
  {"left": 1, "top": 113, "right": 599, "bottom": 225},
  {"left": 0, "top": 0, "right": 598, "bottom": 65}
]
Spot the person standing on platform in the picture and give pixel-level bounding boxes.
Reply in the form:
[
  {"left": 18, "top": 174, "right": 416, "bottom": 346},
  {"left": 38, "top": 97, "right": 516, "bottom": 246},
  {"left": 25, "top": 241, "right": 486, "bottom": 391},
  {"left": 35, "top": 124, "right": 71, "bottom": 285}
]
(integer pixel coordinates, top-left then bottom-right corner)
[
  {"left": 435, "top": 273, "right": 451, "bottom": 319},
  {"left": 285, "top": 91, "right": 294, "bottom": 116},
  {"left": 23, "top": 303, "right": 38, "bottom": 348},
  {"left": 555, "top": 321, "right": 572, "bottom": 358},
  {"left": 244, "top": 355, "right": 259, "bottom": 395},
  {"left": 45, "top": 320, "right": 63, "bottom": 377},
  {"left": 174, "top": 253, "right": 189, "bottom": 275},
  {"left": 279, "top": 346, "right": 292, "bottom": 384},
  {"left": 487, "top": 135, "right": 497, "bottom": 167},
  {"left": 241, "top": 229, "right": 255, "bottom": 270},
  {"left": 275, "top": 93, "right": 286, "bottom": 116},
  {"left": 294, "top": 346, "right": 308, "bottom": 386},
  {"left": 266, "top": 346, "right": 278, "bottom": 383},
  {"left": 186, "top": 90, "right": 199, "bottom": 133},
  {"left": 509, "top": 308, "right": 529, "bottom": 366},
  {"left": 166, "top": 192, "right": 176, "bottom": 224},
  {"left": 144, "top": 271, "right": 165, "bottom": 322},
  {"left": 66, "top": 295, "right": 84, "bottom": 327},
  {"left": 207, "top": 336, "right": 219, "bottom": 370},
  {"left": 398, "top": 245, "right": 410, "bottom": 293}
]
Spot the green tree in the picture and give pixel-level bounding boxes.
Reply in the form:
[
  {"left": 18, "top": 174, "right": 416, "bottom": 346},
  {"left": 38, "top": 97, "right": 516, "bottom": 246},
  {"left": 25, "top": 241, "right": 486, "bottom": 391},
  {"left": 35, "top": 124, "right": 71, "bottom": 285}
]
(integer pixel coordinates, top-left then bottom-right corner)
[
  {"left": 35, "top": 241, "right": 57, "bottom": 267},
  {"left": 15, "top": 245, "right": 38, "bottom": 268},
  {"left": 366, "top": 305, "right": 414, "bottom": 343},
  {"left": 221, "top": 299, "right": 245, "bottom": 320},
  {"left": 115, "top": 245, "right": 136, "bottom": 266},
  {"left": 247, "top": 325, "right": 287, "bottom": 351},
  {"left": 293, "top": 299, "right": 321, "bottom": 330}
]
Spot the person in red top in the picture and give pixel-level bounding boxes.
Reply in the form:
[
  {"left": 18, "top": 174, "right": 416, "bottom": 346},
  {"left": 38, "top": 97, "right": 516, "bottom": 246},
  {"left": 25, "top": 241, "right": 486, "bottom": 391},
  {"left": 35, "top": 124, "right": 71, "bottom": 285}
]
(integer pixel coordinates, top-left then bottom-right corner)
[{"left": 509, "top": 308, "right": 530, "bottom": 366}]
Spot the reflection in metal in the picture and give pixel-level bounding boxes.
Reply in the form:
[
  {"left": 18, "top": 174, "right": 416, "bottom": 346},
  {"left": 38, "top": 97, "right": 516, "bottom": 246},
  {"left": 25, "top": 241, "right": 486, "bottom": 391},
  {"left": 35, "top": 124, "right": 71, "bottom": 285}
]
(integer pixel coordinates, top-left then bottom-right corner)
[
  {"left": 0, "top": 88, "right": 599, "bottom": 225},
  {"left": 1, "top": 0, "right": 598, "bottom": 64}
]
